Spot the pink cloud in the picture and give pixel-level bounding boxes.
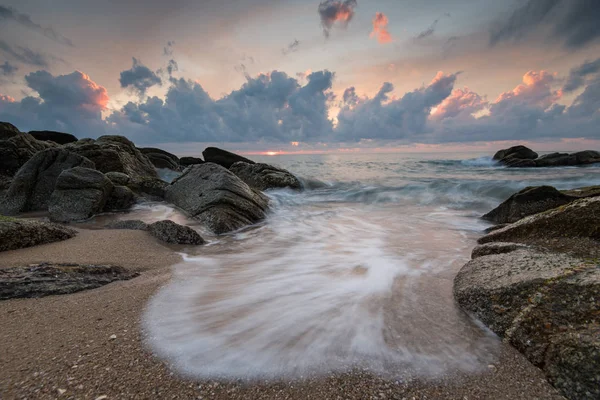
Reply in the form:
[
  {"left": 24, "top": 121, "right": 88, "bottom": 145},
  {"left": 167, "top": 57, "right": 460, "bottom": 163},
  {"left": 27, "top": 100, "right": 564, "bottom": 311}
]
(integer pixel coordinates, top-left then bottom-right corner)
[
  {"left": 494, "top": 70, "right": 561, "bottom": 109},
  {"left": 370, "top": 12, "right": 393, "bottom": 44},
  {"left": 430, "top": 87, "right": 487, "bottom": 120}
]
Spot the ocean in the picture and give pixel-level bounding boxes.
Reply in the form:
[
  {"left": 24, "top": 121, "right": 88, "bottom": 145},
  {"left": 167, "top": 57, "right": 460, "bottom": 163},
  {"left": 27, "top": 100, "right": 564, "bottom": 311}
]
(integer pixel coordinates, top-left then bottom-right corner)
[{"left": 124, "top": 152, "right": 600, "bottom": 381}]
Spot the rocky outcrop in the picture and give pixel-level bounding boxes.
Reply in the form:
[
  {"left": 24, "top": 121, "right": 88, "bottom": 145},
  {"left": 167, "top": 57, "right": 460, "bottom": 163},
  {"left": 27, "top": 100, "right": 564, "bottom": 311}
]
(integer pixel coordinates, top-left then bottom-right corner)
[
  {"left": 0, "top": 132, "right": 56, "bottom": 177},
  {"left": 454, "top": 249, "right": 600, "bottom": 400},
  {"left": 0, "top": 263, "right": 138, "bottom": 300},
  {"left": 104, "top": 185, "right": 136, "bottom": 211},
  {"left": 180, "top": 156, "right": 204, "bottom": 167},
  {"left": 66, "top": 135, "right": 158, "bottom": 181},
  {"left": 0, "top": 121, "right": 20, "bottom": 140},
  {"left": 165, "top": 163, "right": 269, "bottom": 234},
  {"left": 202, "top": 147, "right": 254, "bottom": 169},
  {"left": 147, "top": 220, "right": 205, "bottom": 245},
  {"left": 28, "top": 130, "right": 78, "bottom": 145},
  {"left": 493, "top": 145, "right": 600, "bottom": 168},
  {"left": 48, "top": 167, "right": 114, "bottom": 222},
  {"left": 482, "top": 186, "right": 574, "bottom": 224},
  {"left": 0, "top": 148, "right": 95, "bottom": 215},
  {"left": 230, "top": 162, "right": 302, "bottom": 191},
  {"left": 140, "top": 147, "right": 180, "bottom": 171},
  {"left": 0, "top": 217, "right": 77, "bottom": 252}
]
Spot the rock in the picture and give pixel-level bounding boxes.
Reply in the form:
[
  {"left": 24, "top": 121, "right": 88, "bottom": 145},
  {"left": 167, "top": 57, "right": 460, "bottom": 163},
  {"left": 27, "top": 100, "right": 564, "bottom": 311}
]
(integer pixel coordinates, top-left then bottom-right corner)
[
  {"left": 471, "top": 242, "right": 528, "bottom": 259},
  {"left": 562, "top": 185, "right": 600, "bottom": 199},
  {"left": 572, "top": 150, "right": 600, "bottom": 165},
  {"left": 165, "top": 163, "right": 269, "bottom": 234},
  {"left": 179, "top": 156, "right": 204, "bottom": 167},
  {"left": 66, "top": 135, "right": 158, "bottom": 181},
  {"left": 0, "top": 263, "right": 138, "bottom": 300},
  {"left": 230, "top": 162, "right": 302, "bottom": 191},
  {"left": 454, "top": 248, "right": 599, "bottom": 400},
  {"left": 0, "top": 132, "right": 56, "bottom": 177},
  {"left": 28, "top": 130, "right": 78, "bottom": 145},
  {"left": 0, "top": 148, "right": 95, "bottom": 215},
  {"left": 105, "top": 219, "right": 148, "bottom": 230},
  {"left": 140, "top": 147, "right": 181, "bottom": 171},
  {"left": 493, "top": 145, "right": 538, "bottom": 162},
  {"left": 0, "top": 218, "right": 77, "bottom": 252},
  {"left": 0, "top": 121, "right": 20, "bottom": 140},
  {"left": 479, "top": 196, "right": 600, "bottom": 244},
  {"left": 147, "top": 220, "right": 205, "bottom": 245},
  {"left": 104, "top": 185, "right": 136, "bottom": 211},
  {"left": 501, "top": 156, "right": 537, "bottom": 168},
  {"left": 534, "top": 153, "right": 575, "bottom": 167},
  {"left": 105, "top": 171, "right": 130, "bottom": 186},
  {"left": 48, "top": 167, "right": 114, "bottom": 222},
  {"left": 482, "top": 186, "right": 574, "bottom": 224},
  {"left": 127, "top": 177, "right": 169, "bottom": 199},
  {"left": 202, "top": 147, "right": 254, "bottom": 169},
  {"left": 483, "top": 223, "right": 510, "bottom": 234}
]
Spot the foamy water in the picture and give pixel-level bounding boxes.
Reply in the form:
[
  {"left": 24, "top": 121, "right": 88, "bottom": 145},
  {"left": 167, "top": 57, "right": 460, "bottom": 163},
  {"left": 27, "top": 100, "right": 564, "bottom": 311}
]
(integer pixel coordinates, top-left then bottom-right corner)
[{"left": 135, "top": 153, "right": 600, "bottom": 381}]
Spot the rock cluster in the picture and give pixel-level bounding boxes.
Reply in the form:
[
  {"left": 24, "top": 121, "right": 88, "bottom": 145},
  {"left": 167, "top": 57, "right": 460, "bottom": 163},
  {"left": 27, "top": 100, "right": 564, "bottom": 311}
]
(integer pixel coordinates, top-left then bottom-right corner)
[{"left": 493, "top": 145, "right": 600, "bottom": 168}]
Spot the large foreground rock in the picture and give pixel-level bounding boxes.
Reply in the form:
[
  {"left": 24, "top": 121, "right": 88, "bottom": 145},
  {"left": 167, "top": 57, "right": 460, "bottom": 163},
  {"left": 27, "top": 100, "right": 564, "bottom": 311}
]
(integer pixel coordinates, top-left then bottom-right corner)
[
  {"left": 0, "top": 148, "right": 94, "bottom": 215},
  {"left": 482, "top": 186, "right": 574, "bottom": 224},
  {"left": 48, "top": 167, "right": 114, "bottom": 222},
  {"left": 165, "top": 163, "right": 269, "bottom": 234},
  {"left": 230, "top": 162, "right": 302, "bottom": 191},
  {"left": 454, "top": 249, "right": 600, "bottom": 399},
  {"left": 66, "top": 136, "right": 157, "bottom": 181},
  {"left": 28, "top": 130, "right": 78, "bottom": 145},
  {"left": 0, "top": 218, "right": 77, "bottom": 252},
  {"left": 0, "top": 132, "right": 56, "bottom": 177},
  {"left": 0, "top": 263, "right": 138, "bottom": 300},
  {"left": 202, "top": 147, "right": 255, "bottom": 169},
  {"left": 147, "top": 220, "right": 205, "bottom": 245}
]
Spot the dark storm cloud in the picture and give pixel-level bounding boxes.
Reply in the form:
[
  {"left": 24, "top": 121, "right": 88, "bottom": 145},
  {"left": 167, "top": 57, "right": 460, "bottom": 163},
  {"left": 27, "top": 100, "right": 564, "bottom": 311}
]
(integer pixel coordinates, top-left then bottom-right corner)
[
  {"left": 0, "top": 60, "right": 17, "bottom": 76},
  {"left": 282, "top": 39, "right": 300, "bottom": 55},
  {"left": 562, "top": 57, "right": 600, "bottom": 93},
  {"left": 119, "top": 58, "right": 162, "bottom": 95},
  {"left": 490, "top": 0, "right": 600, "bottom": 49},
  {"left": 0, "top": 5, "right": 73, "bottom": 47},
  {"left": 0, "top": 40, "right": 49, "bottom": 67},
  {"left": 318, "top": 0, "right": 357, "bottom": 38}
]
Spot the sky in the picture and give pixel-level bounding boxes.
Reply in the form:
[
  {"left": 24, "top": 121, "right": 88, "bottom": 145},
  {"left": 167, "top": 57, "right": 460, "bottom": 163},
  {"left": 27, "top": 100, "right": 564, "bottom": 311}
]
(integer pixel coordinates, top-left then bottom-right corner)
[{"left": 0, "top": 0, "right": 599, "bottom": 154}]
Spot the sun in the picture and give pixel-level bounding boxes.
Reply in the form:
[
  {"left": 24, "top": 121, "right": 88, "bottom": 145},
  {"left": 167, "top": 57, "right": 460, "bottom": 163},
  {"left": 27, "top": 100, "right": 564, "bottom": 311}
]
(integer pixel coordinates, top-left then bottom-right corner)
[{"left": 265, "top": 151, "right": 278, "bottom": 156}]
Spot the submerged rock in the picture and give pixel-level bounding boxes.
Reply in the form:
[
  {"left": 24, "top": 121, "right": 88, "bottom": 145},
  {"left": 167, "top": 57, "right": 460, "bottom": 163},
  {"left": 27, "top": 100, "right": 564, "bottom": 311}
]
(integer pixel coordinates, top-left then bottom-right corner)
[
  {"left": 230, "top": 162, "right": 302, "bottom": 191},
  {"left": 0, "top": 263, "right": 138, "bottom": 300},
  {"left": 202, "top": 147, "right": 255, "bottom": 169},
  {"left": 48, "top": 167, "right": 114, "bottom": 222},
  {"left": 147, "top": 220, "right": 205, "bottom": 245},
  {"left": 0, "top": 148, "right": 95, "bottom": 215},
  {"left": 165, "top": 163, "right": 269, "bottom": 234},
  {"left": 482, "top": 186, "right": 574, "bottom": 224},
  {"left": 28, "top": 130, "right": 78, "bottom": 145},
  {"left": 0, "top": 218, "right": 77, "bottom": 252}
]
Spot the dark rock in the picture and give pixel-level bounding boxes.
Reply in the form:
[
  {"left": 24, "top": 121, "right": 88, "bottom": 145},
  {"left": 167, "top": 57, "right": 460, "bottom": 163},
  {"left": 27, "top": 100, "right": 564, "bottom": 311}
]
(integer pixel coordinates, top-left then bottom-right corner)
[
  {"left": 454, "top": 248, "right": 599, "bottom": 400},
  {"left": 105, "top": 171, "right": 130, "bottom": 186},
  {"left": 471, "top": 242, "right": 528, "bottom": 259},
  {"left": 299, "top": 177, "right": 330, "bottom": 190},
  {"left": 562, "top": 185, "right": 600, "bottom": 199},
  {"left": 501, "top": 156, "right": 537, "bottom": 168},
  {"left": 0, "top": 148, "right": 95, "bottom": 215},
  {"left": 105, "top": 219, "right": 148, "bottom": 230},
  {"left": 48, "top": 167, "right": 114, "bottom": 222},
  {"left": 482, "top": 186, "right": 574, "bottom": 224},
  {"left": 0, "top": 263, "right": 138, "bottom": 300},
  {"left": 0, "top": 132, "right": 56, "bottom": 177},
  {"left": 66, "top": 135, "right": 158, "bottom": 181},
  {"left": 0, "top": 218, "right": 77, "bottom": 252},
  {"left": 230, "top": 162, "right": 302, "bottom": 191},
  {"left": 479, "top": 196, "right": 600, "bottom": 244},
  {"left": 202, "top": 147, "right": 254, "bottom": 169},
  {"left": 180, "top": 156, "right": 204, "bottom": 167},
  {"left": 165, "top": 163, "right": 269, "bottom": 234},
  {"left": 145, "top": 152, "right": 180, "bottom": 170},
  {"left": 147, "top": 220, "right": 205, "bottom": 245},
  {"left": 573, "top": 150, "right": 600, "bottom": 165},
  {"left": 128, "top": 177, "right": 169, "bottom": 200},
  {"left": 483, "top": 223, "right": 510, "bottom": 234},
  {"left": 534, "top": 153, "right": 575, "bottom": 167},
  {"left": 104, "top": 185, "right": 136, "bottom": 211},
  {"left": 0, "top": 121, "right": 20, "bottom": 140},
  {"left": 28, "top": 130, "right": 78, "bottom": 145},
  {"left": 493, "top": 145, "right": 538, "bottom": 162}
]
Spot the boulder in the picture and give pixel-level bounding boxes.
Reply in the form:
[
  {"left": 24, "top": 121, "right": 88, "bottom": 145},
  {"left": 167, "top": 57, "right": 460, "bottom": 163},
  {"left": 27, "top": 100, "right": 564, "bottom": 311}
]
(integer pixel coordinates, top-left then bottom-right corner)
[
  {"left": 48, "top": 167, "right": 114, "bottom": 222},
  {"left": 105, "top": 171, "right": 131, "bottom": 186},
  {"left": 202, "top": 147, "right": 254, "bottom": 169},
  {"left": 493, "top": 145, "right": 538, "bottom": 162},
  {"left": 0, "top": 217, "right": 77, "bottom": 252},
  {"left": 180, "top": 156, "right": 204, "bottom": 167},
  {"left": 140, "top": 147, "right": 181, "bottom": 171},
  {"left": 0, "top": 132, "right": 56, "bottom": 177},
  {"left": 573, "top": 150, "right": 600, "bottom": 165},
  {"left": 230, "top": 162, "right": 302, "bottom": 191},
  {"left": 147, "top": 220, "right": 205, "bottom": 245},
  {"left": 479, "top": 196, "right": 600, "bottom": 244},
  {"left": 165, "top": 163, "right": 269, "bottom": 234},
  {"left": 104, "top": 185, "right": 136, "bottom": 211},
  {"left": 65, "top": 135, "right": 158, "bottom": 181},
  {"left": 482, "top": 186, "right": 574, "bottom": 224},
  {"left": 28, "top": 130, "right": 78, "bottom": 145},
  {"left": 501, "top": 156, "right": 537, "bottom": 168},
  {"left": 105, "top": 219, "right": 148, "bottom": 230},
  {"left": 454, "top": 249, "right": 599, "bottom": 400},
  {"left": 471, "top": 242, "right": 528, "bottom": 259},
  {"left": 534, "top": 153, "right": 575, "bottom": 167},
  {"left": 127, "top": 177, "right": 169, "bottom": 200},
  {"left": 0, "top": 148, "right": 95, "bottom": 215},
  {"left": 0, "top": 121, "right": 20, "bottom": 140}
]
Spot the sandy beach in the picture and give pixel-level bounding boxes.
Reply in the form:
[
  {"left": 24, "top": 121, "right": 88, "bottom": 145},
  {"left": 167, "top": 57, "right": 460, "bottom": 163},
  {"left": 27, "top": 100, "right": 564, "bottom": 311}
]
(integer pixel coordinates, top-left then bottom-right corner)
[{"left": 0, "top": 228, "right": 565, "bottom": 399}]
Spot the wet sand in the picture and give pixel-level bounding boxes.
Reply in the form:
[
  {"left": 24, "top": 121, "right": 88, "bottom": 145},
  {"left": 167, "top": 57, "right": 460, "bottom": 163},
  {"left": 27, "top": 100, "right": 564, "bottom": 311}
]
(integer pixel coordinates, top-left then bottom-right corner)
[{"left": 0, "top": 229, "right": 564, "bottom": 399}]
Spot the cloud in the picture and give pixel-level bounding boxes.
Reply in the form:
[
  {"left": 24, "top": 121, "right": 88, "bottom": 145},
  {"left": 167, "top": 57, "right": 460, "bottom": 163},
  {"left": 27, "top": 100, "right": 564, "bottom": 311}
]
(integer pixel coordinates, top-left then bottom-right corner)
[
  {"left": 119, "top": 58, "right": 162, "bottom": 95},
  {"left": 282, "top": 39, "right": 300, "bottom": 55},
  {"left": 0, "top": 40, "right": 49, "bottom": 67},
  {"left": 0, "top": 5, "right": 73, "bottom": 47},
  {"left": 370, "top": 12, "right": 392, "bottom": 44},
  {"left": 490, "top": 0, "right": 600, "bottom": 49},
  {"left": 430, "top": 87, "right": 487, "bottom": 120},
  {"left": 562, "top": 57, "right": 600, "bottom": 93},
  {"left": 318, "top": 0, "right": 357, "bottom": 38},
  {"left": 415, "top": 13, "right": 450, "bottom": 40},
  {"left": 0, "top": 60, "right": 18, "bottom": 76},
  {"left": 163, "top": 41, "right": 175, "bottom": 56}
]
